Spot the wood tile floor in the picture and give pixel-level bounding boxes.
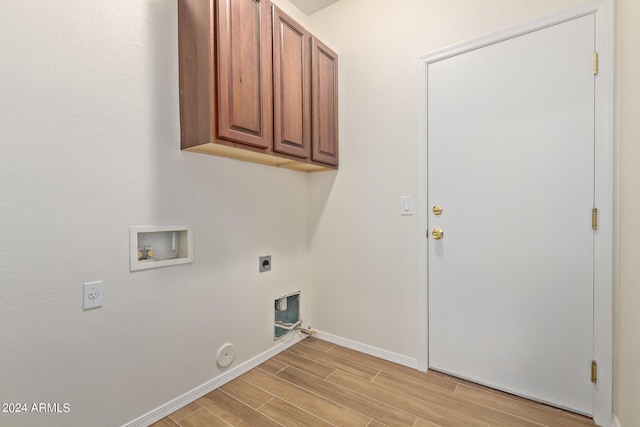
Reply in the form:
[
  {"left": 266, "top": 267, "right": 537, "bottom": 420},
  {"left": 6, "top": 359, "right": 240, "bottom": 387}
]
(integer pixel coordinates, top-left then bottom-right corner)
[{"left": 151, "top": 338, "right": 596, "bottom": 427}]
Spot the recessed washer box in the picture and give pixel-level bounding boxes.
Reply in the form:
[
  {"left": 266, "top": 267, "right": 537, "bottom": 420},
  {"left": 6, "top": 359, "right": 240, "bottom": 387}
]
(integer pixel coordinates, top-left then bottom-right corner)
[{"left": 129, "top": 225, "right": 193, "bottom": 271}]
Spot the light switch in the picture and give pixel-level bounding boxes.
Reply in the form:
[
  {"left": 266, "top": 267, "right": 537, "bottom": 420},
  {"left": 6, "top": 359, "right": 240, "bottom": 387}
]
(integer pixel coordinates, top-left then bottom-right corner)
[{"left": 401, "top": 196, "right": 413, "bottom": 215}]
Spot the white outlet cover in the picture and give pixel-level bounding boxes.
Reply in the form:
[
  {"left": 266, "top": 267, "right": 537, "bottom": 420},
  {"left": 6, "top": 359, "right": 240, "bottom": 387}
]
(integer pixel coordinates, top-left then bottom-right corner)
[{"left": 83, "top": 281, "right": 103, "bottom": 310}]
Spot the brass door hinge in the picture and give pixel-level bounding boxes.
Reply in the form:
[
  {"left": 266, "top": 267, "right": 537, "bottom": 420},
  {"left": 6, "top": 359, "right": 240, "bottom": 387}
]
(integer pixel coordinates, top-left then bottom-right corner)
[
  {"left": 592, "top": 208, "right": 598, "bottom": 230},
  {"left": 591, "top": 360, "right": 597, "bottom": 384},
  {"left": 593, "top": 52, "right": 599, "bottom": 75}
]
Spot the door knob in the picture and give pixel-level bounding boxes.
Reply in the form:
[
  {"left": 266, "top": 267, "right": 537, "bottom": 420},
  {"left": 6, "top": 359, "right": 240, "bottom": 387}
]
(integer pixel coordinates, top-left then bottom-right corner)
[
  {"left": 432, "top": 205, "right": 443, "bottom": 215},
  {"left": 432, "top": 228, "right": 444, "bottom": 240}
]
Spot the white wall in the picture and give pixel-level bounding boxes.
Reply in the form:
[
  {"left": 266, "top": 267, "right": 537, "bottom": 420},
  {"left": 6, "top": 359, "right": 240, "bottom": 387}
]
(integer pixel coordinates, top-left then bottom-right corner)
[
  {"left": 3, "top": 0, "right": 639, "bottom": 426},
  {"left": 615, "top": 0, "right": 640, "bottom": 425},
  {"left": 305, "top": 0, "right": 588, "bottom": 361},
  {"left": 0, "top": 1, "right": 310, "bottom": 426},
  {"left": 305, "top": 0, "right": 640, "bottom": 425}
]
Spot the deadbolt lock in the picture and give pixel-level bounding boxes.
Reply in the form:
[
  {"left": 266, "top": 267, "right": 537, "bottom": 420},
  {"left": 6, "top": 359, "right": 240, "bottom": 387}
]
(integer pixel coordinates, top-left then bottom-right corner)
[
  {"left": 432, "top": 205, "right": 443, "bottom": 215},
  {"left": 431, "top": 228, "right": 444, "bottom": 240}
]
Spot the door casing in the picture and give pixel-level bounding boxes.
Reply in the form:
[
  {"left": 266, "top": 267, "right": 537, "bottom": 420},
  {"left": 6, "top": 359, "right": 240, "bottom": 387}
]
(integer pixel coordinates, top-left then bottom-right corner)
[{"left": 416, "top": 1, "right": 614, "bottom": 425}]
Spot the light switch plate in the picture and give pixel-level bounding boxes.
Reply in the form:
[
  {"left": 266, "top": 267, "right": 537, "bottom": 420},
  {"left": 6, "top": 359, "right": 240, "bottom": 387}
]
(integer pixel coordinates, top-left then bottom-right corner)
[{"left": 401, "top": 196, "right": 413, "bottom": 215}]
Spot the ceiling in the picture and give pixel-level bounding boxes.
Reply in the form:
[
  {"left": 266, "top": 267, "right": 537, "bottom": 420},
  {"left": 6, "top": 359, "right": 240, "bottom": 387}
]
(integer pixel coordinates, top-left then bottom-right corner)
[{"left": 288, "top": 0, "right": 340, "bottom": 15}]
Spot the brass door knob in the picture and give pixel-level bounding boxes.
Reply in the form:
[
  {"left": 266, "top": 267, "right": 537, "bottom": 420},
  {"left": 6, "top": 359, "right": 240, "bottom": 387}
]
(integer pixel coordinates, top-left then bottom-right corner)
[{"left": 432, "top": 228, "right": 444, "bottom": 240}]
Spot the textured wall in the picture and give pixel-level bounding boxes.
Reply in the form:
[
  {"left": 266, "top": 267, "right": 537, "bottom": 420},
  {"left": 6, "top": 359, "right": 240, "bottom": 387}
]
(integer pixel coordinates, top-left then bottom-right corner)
[{"left": 0, "top": 1, "right": 310, "bottom": 425}]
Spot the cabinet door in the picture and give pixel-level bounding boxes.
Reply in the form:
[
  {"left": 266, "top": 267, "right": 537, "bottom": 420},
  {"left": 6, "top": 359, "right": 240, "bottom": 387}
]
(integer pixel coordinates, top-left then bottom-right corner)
[
  {"left": 272, "top": 6, "right": 311, "bottom": 159},
  {"left": 311, "top": 37, "right": 339, "bottom": 166},
  {"left": 217, "top": 0, "right": 272, "bottom": 149}
]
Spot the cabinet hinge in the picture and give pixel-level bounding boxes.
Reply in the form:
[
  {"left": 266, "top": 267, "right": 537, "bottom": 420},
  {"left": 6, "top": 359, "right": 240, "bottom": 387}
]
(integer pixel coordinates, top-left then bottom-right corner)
[
  {"left": 593, "top": 52, "right": 599, "bottom": 76},
  {"left": 592, "top": 208, "right": 598, "bottom": 230},
  {"left": 591, "top": 360, "right": 597, "bottom": 384}
]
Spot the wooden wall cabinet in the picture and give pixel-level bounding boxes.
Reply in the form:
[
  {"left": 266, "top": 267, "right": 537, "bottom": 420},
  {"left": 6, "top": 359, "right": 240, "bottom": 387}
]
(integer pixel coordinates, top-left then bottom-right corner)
[
  {"left": 272, "top": 6, "right": 311, "bottom": 160},
  {"left": 311, "top": 38, "right": 339, "bottom": 166},
  {"left": 217, "top": 0, "right": 273, "bottom": 150},
  {"left": 178, "top": 0, "right": 338, "bottom": 172}
]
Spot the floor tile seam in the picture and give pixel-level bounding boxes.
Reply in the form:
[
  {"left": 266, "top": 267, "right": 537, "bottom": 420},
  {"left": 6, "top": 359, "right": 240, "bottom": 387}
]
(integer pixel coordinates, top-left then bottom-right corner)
[
  {"left": 277, "top": 350, "right": 340, "bottom": 379},
  {"left": 218, "top": 386, "right": 272, "bottom": 412},
  {"left": 348, "top": 360, "right": 422, "bottom": 377},
  {"left": 168, "top": 401, "right": 202, "bottom": 423},
  {"left": 277, "top": 366, "right": 419, "bottom": 427},
  {"left": 211, "top": 388, "right": 286, "bottom": 427},
  {"left": 298, "top": 340, "right": 336, "bottom": 353},
  {"left": 287, "top": 346, "right": 381, "bottom": 378},
  {"left": 238, "top": 369, "right": 349, "bottom": 425},
  {"left": 230, "top": 375, "right": 286, "bottom": 418},
  {"left": 410, "top": 419, "right": 444, "bottom": 427},
  {"left": 356, "top": 366, "right": 589, "bottom": 425},
  {"left": 312, "top": 340, "right": 410, "bottom": 377},
  {"left": 443, "top": 374, "right": 549, "bottom": 410},
  {"left": 322, "top": 370, "right": 422, "bottom": 425},
  {"left": 452, "top": 384, "right": 576, "bottom": 427},
  {"left": 402, "top": 384, "right": 545, "bottom": 427},
  {"left": 253, "top": 398, "right": 290, "bottom": 427},
  {"left": 271, "top": 368, "right": 399, "bottom": 425},
  {"left": 327, "top": 370, "right": 529, "bottom": 427},
  {"left": 189, "top": 406, "right": 234, "bottom": 426},
  {"left": 451, "top": 397, "right": 550, "bottom": 427},
  {"left": 556, "top": 409, "right": 595, "bottom": 422},
  {"left": 259, "top": 394, "right": 340, "bottom": 427},
  {"left": 371, "top": 373, "right": 459, "bottom": 403},
  {"left": 254, "top": 362, "right": 289, "bottom": 375},
  {"left": 384, "top": 371, "right": 459, "bottom": 395},
  {"left": 452, "top": 382, "right": 593, "bottom": 424},
  {"left": 236, "top": 376, "right": 278, "bottom": 399}
]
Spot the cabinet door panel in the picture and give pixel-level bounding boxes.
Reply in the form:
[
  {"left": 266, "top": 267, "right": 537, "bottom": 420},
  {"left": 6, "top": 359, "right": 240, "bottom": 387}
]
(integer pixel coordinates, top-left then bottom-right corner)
[
  {"left": 272, "top": 6, "right": 311, "bottom": 159},
  {"left": 177, "top": 0, "right": 215, "bottom": 149},
  {"left": 217, "top": 0, "right": 272, "bottom": 149},
  {"left": 312, "top": 38, "right": 338, "bottom": 166}
]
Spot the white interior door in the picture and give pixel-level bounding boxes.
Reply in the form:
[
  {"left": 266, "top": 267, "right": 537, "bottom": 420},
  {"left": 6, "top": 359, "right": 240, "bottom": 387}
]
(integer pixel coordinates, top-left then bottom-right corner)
[{"left": 427, "top": 15, "right": 595, "bottom": 415}]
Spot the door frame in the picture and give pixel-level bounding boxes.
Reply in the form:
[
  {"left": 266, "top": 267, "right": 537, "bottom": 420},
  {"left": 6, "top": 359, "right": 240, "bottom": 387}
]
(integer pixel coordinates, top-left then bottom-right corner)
[{"left": 416, "top": 1, "right": 614, "bottom": 425}]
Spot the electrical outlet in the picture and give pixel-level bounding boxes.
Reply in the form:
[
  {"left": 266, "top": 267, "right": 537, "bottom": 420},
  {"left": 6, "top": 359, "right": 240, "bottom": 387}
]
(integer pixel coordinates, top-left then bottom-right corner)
[
  {"left": 83, "top": 281, "right": 103, "bottom": 310},
  {"left": 259, "top": 255, "right": 271, "bottom": 272}
]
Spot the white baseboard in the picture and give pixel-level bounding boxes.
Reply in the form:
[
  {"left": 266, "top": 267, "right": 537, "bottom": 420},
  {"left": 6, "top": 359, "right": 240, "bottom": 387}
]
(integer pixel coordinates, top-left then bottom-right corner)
[
  {"left": 122, "top": 333, "right": 305, "bottom": 427},
  {"left": 314, "top": 330, "right": 418, "bottom": 369},
  {"left": 124, "top": 331, "right": 419, "bottom": 426},
  {"left": 612, "top": 416, "right": 621, "bottom": 427}
]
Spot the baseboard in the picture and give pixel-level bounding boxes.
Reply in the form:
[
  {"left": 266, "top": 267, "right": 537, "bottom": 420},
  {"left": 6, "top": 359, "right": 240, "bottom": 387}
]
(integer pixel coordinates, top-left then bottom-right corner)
[
  {"left": 122, "top": 332, "right": 306, "bottom": 427},
  {"left": 125, "top": 331, "right": 419, "bottom": 426},
  {"left": 612, "top": 416, "right": 621, "bottom": 427},
  {"left": 314, "top": 330, "right": 418, "bottom": 369}
]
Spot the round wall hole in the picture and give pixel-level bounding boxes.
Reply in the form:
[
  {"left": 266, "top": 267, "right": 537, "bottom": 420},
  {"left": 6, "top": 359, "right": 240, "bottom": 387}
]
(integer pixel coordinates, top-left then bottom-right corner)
[{"left": 216, "top": 343, "right": 235, "bottom": 368}]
